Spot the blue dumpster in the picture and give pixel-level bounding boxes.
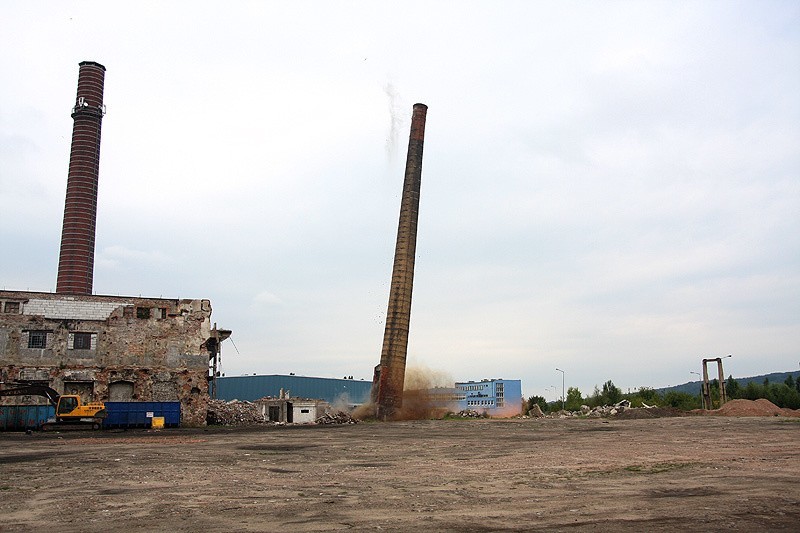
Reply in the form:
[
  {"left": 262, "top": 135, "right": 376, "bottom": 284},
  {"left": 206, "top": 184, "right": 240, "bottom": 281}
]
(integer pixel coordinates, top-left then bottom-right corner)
[
  {"left": 0, "top": 404, "right": 55, "bottom": 431},
  {"left": 103, "top": 401, "right": 181, "bottom": 428}
]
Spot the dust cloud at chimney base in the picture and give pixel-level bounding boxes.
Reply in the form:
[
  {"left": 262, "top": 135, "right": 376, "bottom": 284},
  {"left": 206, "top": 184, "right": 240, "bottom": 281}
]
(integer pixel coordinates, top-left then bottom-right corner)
[{"left": 358, "top": 365, "right": 455, "bottom": 421}]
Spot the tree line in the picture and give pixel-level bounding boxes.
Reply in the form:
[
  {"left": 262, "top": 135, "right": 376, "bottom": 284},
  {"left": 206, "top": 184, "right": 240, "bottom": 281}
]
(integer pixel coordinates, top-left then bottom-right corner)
[{"left": 525, "top": 374, "right": 800, "bottom": 414}]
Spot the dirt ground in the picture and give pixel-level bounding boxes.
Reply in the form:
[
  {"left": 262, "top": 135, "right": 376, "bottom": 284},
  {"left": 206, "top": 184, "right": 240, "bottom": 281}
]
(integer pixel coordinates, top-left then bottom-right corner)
[{"left": 1, "top": 416, "right": 799, "bottom": 532}]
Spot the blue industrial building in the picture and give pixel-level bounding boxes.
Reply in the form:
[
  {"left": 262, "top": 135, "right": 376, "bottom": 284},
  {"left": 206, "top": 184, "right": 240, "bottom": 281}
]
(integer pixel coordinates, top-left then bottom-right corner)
[
  {"left": 430, "top": 379, "right": 523, "bottom": 417},
  {"left": 456, "top": 379, "right": 522, "bottom": 416},
  {"left": 214, "top": 375, "right": 372, "bottom": 405}
]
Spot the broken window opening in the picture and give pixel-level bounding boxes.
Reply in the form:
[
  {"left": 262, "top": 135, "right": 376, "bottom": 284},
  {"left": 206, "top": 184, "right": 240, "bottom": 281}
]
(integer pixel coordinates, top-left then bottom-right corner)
[
  {"left": 109, "top": 381, "right": 134, "bottom": 401},
  {"left": 63, "top": 381, "right": 94, "bottom": 403}
]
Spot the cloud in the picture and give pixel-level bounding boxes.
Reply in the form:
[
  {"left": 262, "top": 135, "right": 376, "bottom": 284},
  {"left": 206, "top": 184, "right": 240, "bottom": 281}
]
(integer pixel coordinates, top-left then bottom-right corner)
[{"left": 1, "top": 1, "right": 798, "bottom": 398}]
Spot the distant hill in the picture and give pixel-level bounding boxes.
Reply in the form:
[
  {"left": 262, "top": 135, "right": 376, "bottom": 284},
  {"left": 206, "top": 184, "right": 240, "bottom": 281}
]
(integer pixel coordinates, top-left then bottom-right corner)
[{"left": 656, "top": 370, "right": 800, "bottom": 396}]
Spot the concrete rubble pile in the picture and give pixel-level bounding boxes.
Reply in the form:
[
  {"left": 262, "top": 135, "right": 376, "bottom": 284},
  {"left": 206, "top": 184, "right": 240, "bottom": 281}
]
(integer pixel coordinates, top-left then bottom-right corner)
[
  {"left": 584, "top": 399, "right": 633, "bottom": 418},
  {"left": 454, "top": 409, "right": 489, "bottom": 418},
  {"left": 529, "top": 400, "right": 659, "bottom": 419},
  {"left": 315, "top": 411, "right": 360, "bottom": 424},
  {"left": 207, "top": 399, "right": 266, "bottom": 426}
]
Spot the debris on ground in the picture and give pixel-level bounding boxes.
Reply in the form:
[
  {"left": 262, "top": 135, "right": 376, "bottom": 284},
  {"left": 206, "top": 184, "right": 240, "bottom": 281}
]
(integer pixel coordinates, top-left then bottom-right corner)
[
  {"left": 315, "top": 411, "right": 360, "bottom": 424},
  {"left": 206, "top": 399, "right": 266, "bottom": 426},
  {"left": 454, "top": 410, "right": 489, "bottom": 418},
  {"left": 527, "top": 404, "right": 545, "bottom": 418},
  {"left": 530, "top": 400, "right": 687, "bottom": 420},
  {"left": 530, "top": 398, "right": 800, "bottom": 420},
  {"left": 613, "top": 406, "right": 686, "bottom": 419}
]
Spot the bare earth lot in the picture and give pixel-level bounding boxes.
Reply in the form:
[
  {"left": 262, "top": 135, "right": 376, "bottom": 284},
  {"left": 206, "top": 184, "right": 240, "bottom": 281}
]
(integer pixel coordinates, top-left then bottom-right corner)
[{"left": 1, "top": 416, "right": 799, "bottom": 532}]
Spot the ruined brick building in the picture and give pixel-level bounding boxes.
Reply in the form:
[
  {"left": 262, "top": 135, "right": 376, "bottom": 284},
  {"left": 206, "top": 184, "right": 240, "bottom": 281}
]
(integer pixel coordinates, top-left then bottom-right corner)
[
  {"left": 0, "top": 61, "right": 226, "bottom": 426},
  {"left": 0, "top": 292, "right": 215, "bottom": 425}
]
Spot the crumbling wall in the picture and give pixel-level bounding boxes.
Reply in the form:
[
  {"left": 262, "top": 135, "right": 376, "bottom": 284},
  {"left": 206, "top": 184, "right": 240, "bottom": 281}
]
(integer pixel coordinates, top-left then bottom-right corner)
[{"left": 0, "top": 290, "right": 213, "bottom": 426}]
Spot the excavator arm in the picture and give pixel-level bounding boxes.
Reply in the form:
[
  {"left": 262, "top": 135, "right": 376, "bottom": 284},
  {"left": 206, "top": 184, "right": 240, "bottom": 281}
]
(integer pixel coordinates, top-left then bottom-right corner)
[{"left": 0, "top": 384, "right": 61, "bottom": 405}]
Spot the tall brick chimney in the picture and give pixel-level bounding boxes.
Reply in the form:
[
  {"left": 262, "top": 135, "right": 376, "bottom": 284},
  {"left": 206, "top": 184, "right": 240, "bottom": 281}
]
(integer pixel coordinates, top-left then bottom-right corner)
[
  {"left": 56, "top": 61, "right": 106, "bottom": 294},
  {"left": 375, "top": 103, "right": 428, "bottom": 420}
]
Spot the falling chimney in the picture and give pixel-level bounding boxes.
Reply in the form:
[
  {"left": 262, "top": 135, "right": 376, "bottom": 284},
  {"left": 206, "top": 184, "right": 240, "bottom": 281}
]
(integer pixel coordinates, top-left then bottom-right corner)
[
  {"left": 375, "top": 103, "right": 428, "bottom": 420},
  {"left": 56, "top": 61, "right": 106, "bottom": 294}
]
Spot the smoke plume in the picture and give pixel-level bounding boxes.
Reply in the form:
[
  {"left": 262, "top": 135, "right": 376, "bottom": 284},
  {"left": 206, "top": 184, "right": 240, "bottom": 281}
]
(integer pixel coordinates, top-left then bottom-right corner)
[{"left": 384, "top": 82, "right": 402, "bottom": 163}]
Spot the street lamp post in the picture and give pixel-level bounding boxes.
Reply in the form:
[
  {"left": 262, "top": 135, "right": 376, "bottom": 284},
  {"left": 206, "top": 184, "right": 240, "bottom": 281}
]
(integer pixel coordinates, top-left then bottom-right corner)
[
  {"left": 720, "top": 354, "right": 732, "bottom": 404},
  {"left": 555, "top": 368, "right": 565, "bottom": 411}
]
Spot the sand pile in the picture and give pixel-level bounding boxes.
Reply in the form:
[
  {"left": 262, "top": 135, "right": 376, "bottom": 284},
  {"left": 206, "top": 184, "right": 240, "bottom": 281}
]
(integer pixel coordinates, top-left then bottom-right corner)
[{"left": 707, "top": 399, "right": 800, "bottom": 417}]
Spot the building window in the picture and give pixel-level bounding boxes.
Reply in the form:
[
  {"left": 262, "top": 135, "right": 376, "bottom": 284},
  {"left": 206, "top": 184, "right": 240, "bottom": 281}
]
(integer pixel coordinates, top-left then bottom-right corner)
[
  {"left": 28, "top": 331, "right": 48, "bottom": 349},
  {"left": 73, "top": 332, "right": 93, "bottom": 350},
  {"left": 136, "top": 307, "right": 151, "bottom": 319},
  {"left": 158, "top": 308, "right": 167, "bottom": 319},
  {"left": 3, "top": 301, "right": 20, "bottom": 313}
]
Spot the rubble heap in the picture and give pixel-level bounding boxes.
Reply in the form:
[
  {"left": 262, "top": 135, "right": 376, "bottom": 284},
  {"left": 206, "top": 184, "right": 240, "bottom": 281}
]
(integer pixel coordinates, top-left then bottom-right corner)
[
  {"left": 315, "top": 411, "right": 360, "bottom": 424},
  {"left": 539, "top": 400, "right": 685, "bottom": 419},
  {"left": 585, "top": 400, "right": 632, "bottom": 418},
  {"left": 207, "top": 399, "right": 266, "bottom": 426},
  {"left": 454, "top": 409, "right": 489, "bottom": 418}
]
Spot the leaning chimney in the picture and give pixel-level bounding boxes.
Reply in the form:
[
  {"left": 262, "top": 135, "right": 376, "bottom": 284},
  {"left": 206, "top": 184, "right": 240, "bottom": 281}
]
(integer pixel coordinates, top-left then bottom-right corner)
[
  {"left": 56, "top": 61, "right": 106, "bottom": 294},
  {"left": 375, "top": 103, "right": 428, "bottom": 420}
]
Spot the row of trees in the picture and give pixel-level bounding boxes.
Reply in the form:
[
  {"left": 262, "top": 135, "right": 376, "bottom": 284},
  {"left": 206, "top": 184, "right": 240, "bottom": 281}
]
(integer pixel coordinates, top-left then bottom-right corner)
[{"left": 525, "top": 374, "right": 800, "bottom": 414}]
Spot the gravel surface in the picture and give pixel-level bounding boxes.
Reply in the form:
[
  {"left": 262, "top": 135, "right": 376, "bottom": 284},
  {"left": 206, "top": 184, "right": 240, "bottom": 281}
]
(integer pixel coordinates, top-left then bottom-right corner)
[{"left": 1, "top": 415, "right": 799, "bottom": 532}]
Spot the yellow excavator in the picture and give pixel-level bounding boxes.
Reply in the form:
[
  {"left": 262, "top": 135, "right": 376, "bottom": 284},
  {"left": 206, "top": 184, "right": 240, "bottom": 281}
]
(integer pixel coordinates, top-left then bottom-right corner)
[{"left": 0, "top": 384, "right": 107, "bottom": 430}]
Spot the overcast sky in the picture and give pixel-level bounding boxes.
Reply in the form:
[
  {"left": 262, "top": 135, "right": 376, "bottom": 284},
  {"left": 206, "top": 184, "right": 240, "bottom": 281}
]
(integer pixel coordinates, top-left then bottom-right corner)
[{"left": 1, "top": 1, "right": 798, "bottom": 400}]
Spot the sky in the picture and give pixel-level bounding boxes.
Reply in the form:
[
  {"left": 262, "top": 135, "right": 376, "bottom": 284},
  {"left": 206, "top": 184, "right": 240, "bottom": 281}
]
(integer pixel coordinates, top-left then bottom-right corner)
[{"left": 1, "top": 1, "right": 798, "bottom": 401}]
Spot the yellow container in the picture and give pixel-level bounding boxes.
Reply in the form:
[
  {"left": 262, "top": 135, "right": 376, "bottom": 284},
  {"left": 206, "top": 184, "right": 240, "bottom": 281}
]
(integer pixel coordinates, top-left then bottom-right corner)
[{"left": 151, "top": 416, "right": 165, "bottom": 429}]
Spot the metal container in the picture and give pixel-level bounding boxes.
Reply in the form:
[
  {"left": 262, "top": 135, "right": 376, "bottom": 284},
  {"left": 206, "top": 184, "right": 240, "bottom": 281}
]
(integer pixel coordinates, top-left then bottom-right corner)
[
  {"left": 0, "top": 404, "right": 55, "bottom": 431},
  {"left": 103, "top": 401, "right": 180, "bottom": 428}
]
